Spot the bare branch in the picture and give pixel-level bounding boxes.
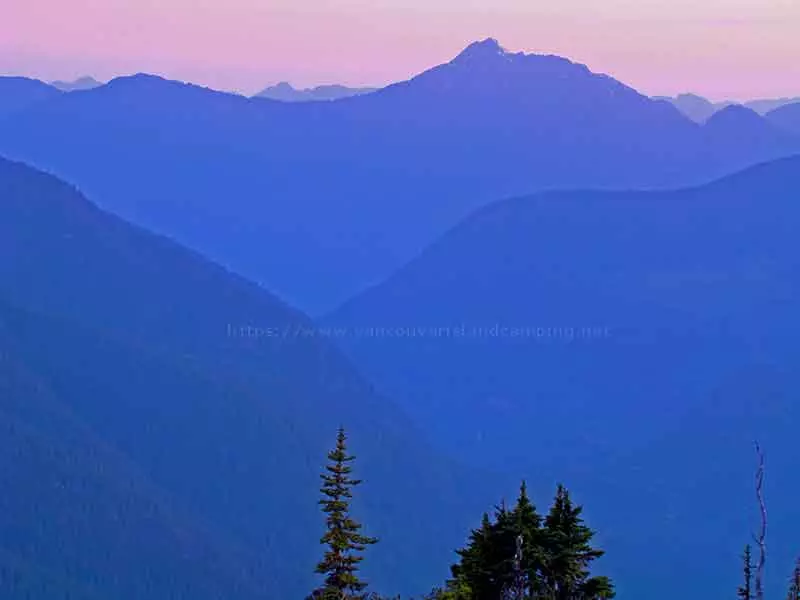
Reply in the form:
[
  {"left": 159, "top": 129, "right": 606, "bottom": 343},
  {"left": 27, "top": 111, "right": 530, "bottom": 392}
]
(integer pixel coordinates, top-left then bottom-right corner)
[{"left": 753, "top": 442, "right": 767, "bottom": 600}]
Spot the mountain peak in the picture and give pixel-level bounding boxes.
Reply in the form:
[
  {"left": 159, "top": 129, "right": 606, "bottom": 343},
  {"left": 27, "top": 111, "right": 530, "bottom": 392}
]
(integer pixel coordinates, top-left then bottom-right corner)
[
  {"left": 675, "top": 92, "right": 710, "bottom": 103},
  {"left": 453, "top": 38, "right": 512, "bottom": 64},
  {"left": 254, "top": 81, "right": 377, "bottom": 102},
  {"left": 705, "top": 104, "right": 764, "bottom": 128},
  {"left": 51, "top": 76, "right": 103, "bottom": 92},
  {"left": 107, "top": 73, "right": 170, "bottom": 88}
]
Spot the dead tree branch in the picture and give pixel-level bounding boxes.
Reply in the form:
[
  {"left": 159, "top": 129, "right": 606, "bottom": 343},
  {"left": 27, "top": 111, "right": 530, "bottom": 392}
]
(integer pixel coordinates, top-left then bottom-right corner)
[{"left": 752, "top": 442, "right": 767, "bottom": 600}]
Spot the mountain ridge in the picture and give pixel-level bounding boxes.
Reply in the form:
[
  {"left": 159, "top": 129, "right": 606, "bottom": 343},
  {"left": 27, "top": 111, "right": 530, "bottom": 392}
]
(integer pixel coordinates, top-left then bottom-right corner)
[
  {"left": 767, "top": 102, "right": 800, "bottom": 135},
  {"left": 1, "top": 41, "right": 798, "bottom": 313},
  {"left": 0, "top": 77, "right": 63, "bottom": 119},
  {"left": 50, "top": 76, "right": 103, "bottom": 92},
  {"left": 255, "top": 81, "right": 379, "bottom": 102},
  {"left": 658, "top": 92, "right": 800, "bottom": 123}
]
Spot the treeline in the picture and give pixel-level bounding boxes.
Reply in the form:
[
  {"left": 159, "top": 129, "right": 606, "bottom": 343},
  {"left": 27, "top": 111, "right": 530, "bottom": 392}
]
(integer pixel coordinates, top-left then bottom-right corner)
[{"left": 309, "top": 430, "right": 798, "bottom": 600}]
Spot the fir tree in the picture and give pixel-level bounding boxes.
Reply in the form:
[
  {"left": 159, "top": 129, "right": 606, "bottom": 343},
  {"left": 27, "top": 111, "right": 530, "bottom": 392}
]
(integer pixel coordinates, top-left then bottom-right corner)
[
  {"left": 540, "top": 484, "right": 614, "bottom": 600},
  {"left": 450, "top": 511, "right": 499, "bottom": 599},
  {"left": 449, "top": 483, "right": 544, "bottom": 600},
  {"left": 502, "top": 481, "right": 544, "bottom": 599},
  {"left": 448, "top": 504, "right": 508, "bottom": 600},
  {"left": 787, "top": 557, "right": 800, "bottom": 600},
  {"left": 446, "top": 483, "right": 612, "bottom": 600},
  {"left": 738, "top": 545, "right": 753, "bottom": 600},
  {"left": 313, "top": 428, "right": 377, "bottom": 600}
]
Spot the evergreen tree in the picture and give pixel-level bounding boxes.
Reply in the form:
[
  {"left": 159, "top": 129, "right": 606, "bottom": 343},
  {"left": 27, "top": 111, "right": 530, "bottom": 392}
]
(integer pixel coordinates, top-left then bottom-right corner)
[
  {"left": 501, "top": 481, "right": 544, "bottom": 599},
  {"left": 446, "top": 483, "right": 612, "bottom": 600},
  {"left": 540, "top": 485, "right": 614, "bottom": 600},
  {"left": 787, "top": 557, "right": 800, "bottom": 600},
  {"left": 313, "top": 428, "right": 377, "bottom": 600},
  {"left": 450, "top": 511, "right": 499, "bottom": 599},
  {"left": 449, "top": 483, "right": 544, "bottom": 600},
  {"left": 738, "top": 545, "right": 753, "bottom": 600}
]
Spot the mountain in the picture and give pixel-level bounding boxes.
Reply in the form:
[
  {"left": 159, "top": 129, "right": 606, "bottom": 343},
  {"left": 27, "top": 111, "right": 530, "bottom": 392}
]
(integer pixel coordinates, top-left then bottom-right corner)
[
  {"left": 656, "top": 92, "right": 730, "bottom": 122},
  {"left": 50, "top": 76, "right": 103, "bottom": 92},
  {"left": 702, "top": 105, "right": 800, "bottom": 161},
  {"left": 326, "top": 156, "right": 800, "bottom": 600},
  {"left": 0, "top": 157, "right": 501, "bottom": 598},
  {"left": 660, "top": 93, "right": 800, "bottom": 122},
  {"left": 745, "top": 97, "right": 800, "bottom": 114},
  {"left": 766, "top": 102, "right": 800, "bottom": 135},
  {"left": 0, "top": 77, "right": 62, "bottom": 118},
  {"left": 0, "top": 304, "right": 271, "bottom": 600},
  {"left": 254, "top": 81, "right": 378, "bottom": 101},
  {"left": 1, "top": 40, "right": 798, "bottom": 313}
]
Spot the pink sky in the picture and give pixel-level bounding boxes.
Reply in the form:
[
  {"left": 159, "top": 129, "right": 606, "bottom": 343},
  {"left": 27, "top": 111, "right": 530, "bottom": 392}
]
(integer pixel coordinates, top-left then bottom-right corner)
[{"left": 2, "top": 0, "right": 799, "bottom": 100}]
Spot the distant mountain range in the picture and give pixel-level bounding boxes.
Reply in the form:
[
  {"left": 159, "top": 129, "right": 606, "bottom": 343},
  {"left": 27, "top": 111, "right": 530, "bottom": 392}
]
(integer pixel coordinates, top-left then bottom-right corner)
[
  {"left": 0, "top": 76, "right": 102, "bottom": 120},
  {"left": 254, "top": 81, "right": 378, "bottom": 101},
  {"left": 0, "top": 157, "right": 502, "bottom": 599},
  {"left": 50, "top": 76, "right": 104, "bottom": 92},
  {"left": 657, "top": 92, "right": 800, "bottom": 123},
  {"left": 0, "top": 39, "right": 799, "bottom": 313},
  {"left": 703, "top": 105, "right": 799, "bottom": 156},
  {"left": 326, "top": 156, "right": 800, "bottom": 600}
]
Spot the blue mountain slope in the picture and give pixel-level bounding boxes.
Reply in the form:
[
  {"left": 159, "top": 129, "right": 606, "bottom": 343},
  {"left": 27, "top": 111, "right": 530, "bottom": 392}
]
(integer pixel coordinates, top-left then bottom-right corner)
[
  {"left": 0, "top": 77, "right": 63, "bottom": 118},
  {"left": 0, "top": 40, "right": 797, "bottom": 312},
  {"left": 0, "top": 308, "right": 274, "bottom": 599},
  {"left": 0, "top": 157, "right": 503, "bottom": 598},
  {"left": 767, "top": 102, "right": 800, "bottom": 135},
  {"left": 326, "top": 156, "right": 800, "bottom": 600}
]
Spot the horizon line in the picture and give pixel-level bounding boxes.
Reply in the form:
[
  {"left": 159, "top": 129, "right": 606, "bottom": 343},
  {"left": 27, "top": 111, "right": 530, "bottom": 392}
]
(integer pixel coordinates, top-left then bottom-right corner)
[{"left": 3, "top": 38, "right": 799, "bottom": 104}]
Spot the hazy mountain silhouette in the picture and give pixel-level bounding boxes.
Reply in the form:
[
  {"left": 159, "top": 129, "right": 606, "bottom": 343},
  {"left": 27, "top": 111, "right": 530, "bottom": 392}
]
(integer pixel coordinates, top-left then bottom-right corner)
[
  {"left": 0, "top": 157, "right": 502, "bottom": 598},
  {"left": 326, "top": 156, "right": 800, "bottom": 600},
  {"left": 254, "top": 81, "right": 378, "bottom": 101},
  {"left": 655, "top": 92, "right": 729, "bottom": 122},
  {"left": 1, "top": 40, "right": 798, "bottom": 312},
  {"left": 766, "top": 101, "right": 800, "bottom": 135},
  {"left": 745, "top": 96, "right": 800, "bottom": 114},
  {"left": 50, "top": 76, "right": 104, "bottom": 92},
  {"left": 660, "top": 92, "right": 800, "bottom": 122},
  {"left": 701, "top": 105, "right": 800, "bottom": 162},
  {"left": 0, "top": 77, "right": 62, "bottom": 118}
]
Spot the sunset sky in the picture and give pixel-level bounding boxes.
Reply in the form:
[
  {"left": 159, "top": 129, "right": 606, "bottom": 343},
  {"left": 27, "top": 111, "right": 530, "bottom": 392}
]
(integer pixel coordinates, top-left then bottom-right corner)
[{"left": 2, "top": 0, "right": 799, "bottom": 100}]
